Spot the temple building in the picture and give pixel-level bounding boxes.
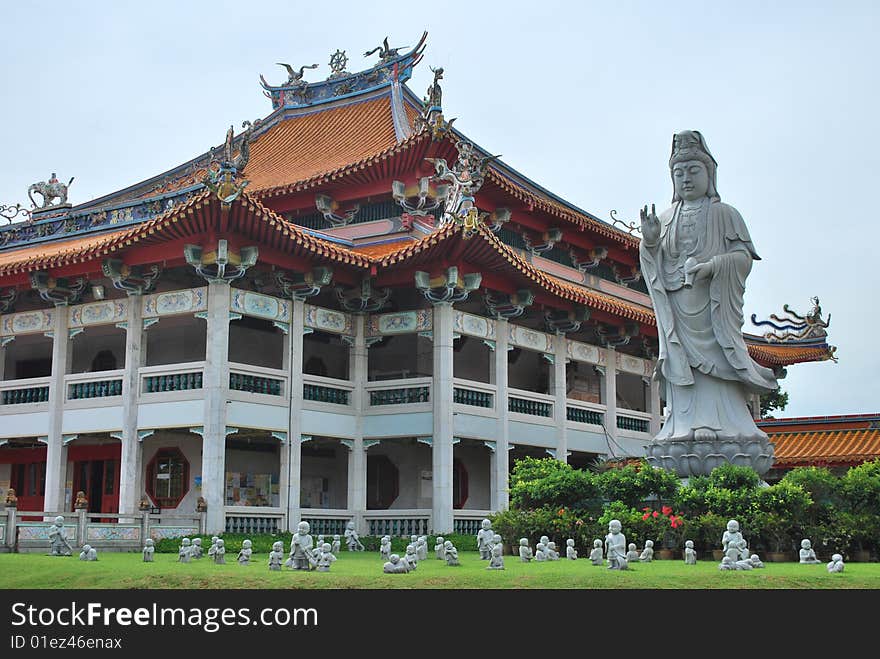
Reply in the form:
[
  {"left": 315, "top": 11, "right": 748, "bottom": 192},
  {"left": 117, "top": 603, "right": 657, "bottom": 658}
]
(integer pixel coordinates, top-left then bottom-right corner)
[{"left": 0, "top": 34, "right": 838, "bottom": 536}]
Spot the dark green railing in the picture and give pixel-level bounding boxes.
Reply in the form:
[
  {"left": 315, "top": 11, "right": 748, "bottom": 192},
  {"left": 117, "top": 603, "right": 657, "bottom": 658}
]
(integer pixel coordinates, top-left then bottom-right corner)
[
  {"left": 2, "top": 386, "right": 50, "bottom": 405},
  {"left": 230, "top": 373, "right": 283, "bottom": 396},
  {"left": 617, "top": 415, "right": 650, "bottom": 433},
  {"left": 143, "top": 372, "right": 203, "bottom": 393},
  {"left": 567, "top": 406, "right": 603, "bottom": 425},
  {"left": 453, "top": 387, "right": 493, "bottom": 408},
  {"left": 509, "top": 396, "right": 552, "bottom": 417},
  {"left": 68, "top": 379, "right": 123, "bottom": 400},
  {"left": 303, "top": 383, "right": 350, "bottom": 405},
  {"left": 369, "top": 386, "right": 430, "bottom": 406}
]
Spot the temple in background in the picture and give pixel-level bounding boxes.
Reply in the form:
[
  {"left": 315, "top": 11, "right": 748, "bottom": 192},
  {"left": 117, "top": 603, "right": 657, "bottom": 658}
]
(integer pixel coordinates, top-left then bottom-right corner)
[{"left": 0, "top": 33, "right": 840, "bottom": 537}]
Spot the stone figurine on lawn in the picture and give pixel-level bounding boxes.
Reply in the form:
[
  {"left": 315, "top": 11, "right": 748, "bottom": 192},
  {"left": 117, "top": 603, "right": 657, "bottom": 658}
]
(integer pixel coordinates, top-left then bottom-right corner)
[
  {"left": 625, "top": 543, "right": 640, "bottom": 562},
  {"left": 191, "top": 537, "right": 203, "bottom": 559},
  {"left": 566, "top": 539, "right": 578, "bottom": 560},
  {"left": 384, "top": 554, "right": 410, "bottom": 574},
  {"left": 590, "top": 539, "right": 604, "bottom": 565},
  {"left": 749, "top": 554, "right": 764, "bottom": 568},
  {"left": 178, "top": 538, "right": 192, "bottom": 563},
  {"left": 79, "top": 544, "right": 97, "bottom": 561},
  {"left": 417, "top": 536, "right": 428, "bottom": 561},
  {"left": 287, "top": 521, "right": 315, "bottom": 570},
  {"left": 143, "top": 538, "right": 155, "bottom": 562},
  {"left": 208, "top": 536, "right": 219, "bottom": 560},
  {"left": 48, "top": 516, "right": 73, "bottom": 556},
  {"left": 268, "top": 541, "right": 284, "bottom": 571},
  {"left": 684, "top": 540, "right": 697, "bottom": 564},
  {"left": 314, "top": 543, "right": 337, "bottom": 572},
  {"left": 722, "top": 519, "right": 749, "bottom": 561},
  {"left": 488, "top": 542, "right": 504, "bottom": 570},
  {"left": 827, "top": 554, "right": 845, "bottom": 573},
  {"left": 477, "top": 519, "right": 494, "bottom": 559},
  {"left": 345, "top": 521, "right": 364, "bottom": 551},
  {"left": 640, "top": 540, "right": 654, "bottom": 562},
  {"left": 214, "top": 538, "right": 226, "bottom": 564},
  {"left": 605, "top": 519, "right": 629, "bottom": 570},
  {"left": 444, "top": 540, "right": 460, "bottom": 566},
  {"left": 519, "top": 538, "right": 533, "bottom": 562},
  {"left": 547, "top": 541, "right": 560, "bottom": 560},
  {"left": 331, "top": 535, "right": 341, "bottom": 555},
  {"left": 380, "top": 535, "right": 392, "bottom": 561},
  {"left": 799, "top": 539, "right": 821, "bottom": 564},
  {"left": 535, "top": 542, "right": 548, "bottom": 562},
  {"left": 238, "top": 539, "right": 252, "bottom": 565},
  {"left": 404, "top": 544, "right": 419, "bottom": 570},
  {"left": 435, "top": 536, "right": 446, "bottom": 560}
]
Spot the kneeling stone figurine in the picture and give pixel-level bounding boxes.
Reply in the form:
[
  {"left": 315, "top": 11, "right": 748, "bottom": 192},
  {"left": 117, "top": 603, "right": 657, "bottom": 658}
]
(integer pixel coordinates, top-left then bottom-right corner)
[
  {"left": 546, "top": 541, "right": 560, "bottom": 561},
  {"left": 827, "top": 554, "right": 844, "bottom": 573},
  {"left": 380, "top": 535, "right": 392, "bottom": 561},
  {"left": 566, "top": 538, "right": 578, "bottom": 560},
  {"left": 238, "top": 539, "right": 252, "bottom": 565},
  {"left": 191, "top": 537, "right": 203, "bottom": 559},
  {"left": 519, "top": 538, "right": 533, "bottom": 562},
  {"left": 625, "top": 543, "right": 640, "bottom": 562},
  {"left": 590, "top": 539, "right": 603, "bottom": 565},
  {"left": 639, "top": 540, "right": 654, "bottom": 562},
  {"left": 488, "top": 543, "right": 504, "bottom": 570},
  {"left": 314, "top": 543, "right": 337, "bottom": 572},
  {"left": 444, "top": 540, "right": 460, "bottom": 566},
  {"left": 79, "top": 544, "right": 97, "bottom": 561},
  {"left": 435, "top": 536, "right": 446, "bottom": 560},
  {"left": 178, "top": 537, "right": 192, "bottom": 563},
  {"left": 799, "top": 539, "right": 821, "bottom": 564}
]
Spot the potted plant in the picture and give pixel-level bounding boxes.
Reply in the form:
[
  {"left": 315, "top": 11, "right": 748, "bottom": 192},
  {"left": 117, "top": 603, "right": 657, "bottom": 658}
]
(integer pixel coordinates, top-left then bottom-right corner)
[{"left": 640, "top": 506, "right": 684, "bottom": 558}]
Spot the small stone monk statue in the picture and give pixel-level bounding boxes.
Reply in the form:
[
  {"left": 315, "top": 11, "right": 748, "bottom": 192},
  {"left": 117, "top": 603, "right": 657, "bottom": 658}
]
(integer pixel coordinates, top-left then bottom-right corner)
[
  {"left": 519, "top": 538, "right": 533, "bottom": 562},
  {"left": 590, "top": 539, "right": 604, "bottom": 565},
  {"left": 684, "top": 540, "right": 697, "bottom": 564},
  {"left": 625, "top": 543, "right": 640, "bottom": 562},
  {"left": 214, "top": 538, "right": 226, "bottom": 564},
  {"left": 143, "top": 538, "right": 155, "bottom": 562},
  {"left": 384, "top": 553, "right": 410, "bottom": 573},
  {"left": 566, "top": 539, "right": 578, "bottom": 560},
  {"left": 826, "top": 554, "right": 844, "bottom": 573},
  {"left": 178, "top": 537, "right": 192, "bottom": 563},
  {"left": 48, "top": 516, "right": 72, "bottom": 556},
  {"left": 799, "top": 539, "right": 821, "bottom": 564},
  {"left": 435, "top": 536, "right": 446, "bottom": 560},
  {"left": 605, "top": 519, "right": 629, "bottom": 570},
  {"left": 379, "top": 535, "right": 392, "bottom": 561},
  {"left": 79, "top": 544, "right": 98, "bottom": 561},
  {"left": 238, "top": 539, "right": 253, "bottom": 565},
  {"left": 488, "top": 542, "right": 505, "bottom": 570},
  {"left": 639, "top": 539, "right": 655, "bottom": 562},
  {"left": 268, "top": 541, "right": 284, "bottom": 571},
  {"left": 444, "top": 540, "right": 460, "bottom": 566}
]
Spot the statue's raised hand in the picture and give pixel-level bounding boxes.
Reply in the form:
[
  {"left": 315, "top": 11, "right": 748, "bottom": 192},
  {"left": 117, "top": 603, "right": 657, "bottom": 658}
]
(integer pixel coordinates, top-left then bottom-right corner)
[{"left": 640, "top": 204, "right": 661, "bottom": 246}]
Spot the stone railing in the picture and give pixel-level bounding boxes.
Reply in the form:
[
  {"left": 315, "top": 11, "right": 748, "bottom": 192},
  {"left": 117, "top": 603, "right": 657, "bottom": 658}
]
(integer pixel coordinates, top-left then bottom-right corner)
[
  {"left": 224, "top": 510, "right": 283, "bottom": 535},
  {"left": 363, "top": 510, "right": 431, "bottom": 537},
  {"left": 228, "top": 363, "right": 286, "bottom": 399},
  {"left": 302, "top": 374, "right": 354, "bottom": 407},
  {"left": 508, "top": 388, "right": 554, "bottom": 419},
  {"left": 366, "top": 378, "right": 431, "bottom": 408},
  {"left": 301, "top": 509, "right": 353, "bottom": 537},
  {"left": 0, "top": 377, "right": 51, "bottom": 407},
  {"left": 617, "top": 409, "right": 651, "bottom": 434},
  {"left": 139, "top": 362, "right": 205, "bottom": 396},
  {"left": 452, "top": 378, "right": 495, "bottom": 410},
  {"left": 65, "top": 370, "right": 124, "bottom": 401},
  {"left": 566, "top": 399, "right": 606, "bottom": 426},
  {"left": 453, "top": 510, "right": 494, "bottom": 536}
]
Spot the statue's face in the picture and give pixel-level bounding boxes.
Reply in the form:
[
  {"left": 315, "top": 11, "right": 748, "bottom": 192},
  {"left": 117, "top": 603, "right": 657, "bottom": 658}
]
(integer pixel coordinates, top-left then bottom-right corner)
[
  {"left": 802, "top": 539, "right": 810, "bottom": 548},
  {"left": 672, "top": 160, "right": 709, "bottom": 201},
  {"left": 609, "top": 521, "right": 621, "bottom": 533},
  {"left": 727, "top": 520, "right": 739, "bottom": 532}
]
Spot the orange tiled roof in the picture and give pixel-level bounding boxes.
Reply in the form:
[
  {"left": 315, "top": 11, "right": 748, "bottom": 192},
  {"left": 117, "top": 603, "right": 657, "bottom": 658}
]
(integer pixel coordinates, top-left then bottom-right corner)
[
  {"left": 350, "top": 240, "right": 415, "bottom": 258},
  {"left": 771, "top": 429, "right": 880, "bottom": 467},
  {"left": 745, "top": 342, "right": 836, "bottom": 366}
]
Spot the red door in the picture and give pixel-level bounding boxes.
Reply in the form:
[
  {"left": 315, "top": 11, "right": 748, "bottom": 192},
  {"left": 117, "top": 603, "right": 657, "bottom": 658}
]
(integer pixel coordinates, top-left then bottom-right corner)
[
  {"left": 10, "top": 460, "right": 46, "bottom": 519},
  {"left": 68, "top": 444, "right": 121, "bottom": 518}
]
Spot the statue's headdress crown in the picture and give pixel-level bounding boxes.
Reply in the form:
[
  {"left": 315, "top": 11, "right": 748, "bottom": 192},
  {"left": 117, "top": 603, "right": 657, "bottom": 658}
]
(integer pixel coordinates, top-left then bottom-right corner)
[{"left": 669, "top": 130, "right": 717, "bottom": 169}]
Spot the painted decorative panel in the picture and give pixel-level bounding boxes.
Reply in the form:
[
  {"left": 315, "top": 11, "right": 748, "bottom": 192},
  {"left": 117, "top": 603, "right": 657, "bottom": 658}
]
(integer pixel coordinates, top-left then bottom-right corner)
[
  {"left": 150, "top": 526, "right": 198, "bottom": 541},
  {"left": 69, "top": 300, "right": 128, "bottom": 328},
  {"left": 87, "top": 525, "right": 141, "bottom": 542},
  {"left": 305, "top": 305, "right": 353, "bottom": 335},
  {"left": 1, "top": 309, "right": 54, "bottom": 336},
  {"left": 231, "top": 290, "right": 290, "bottom": 323},
  {"left": 508, "top": 325, "right": 551, "bottom": 352},
  {"left": 454, "top": 311, "right": 496, "bottom": 339},
  {"left": 617, "top": 352, "right": 650, "bottom": 376},
  {"left": 142, "top": 287, "right": 207, "bottom": 318},
  {"left": 368, "top": 309, "right": 432, "bottom": 336},
  {"left": 567, "top": 340, "right": 601, "bottom": 364},
  {"left": 17, "top": 524, "right": 78, "bottom": 542}
]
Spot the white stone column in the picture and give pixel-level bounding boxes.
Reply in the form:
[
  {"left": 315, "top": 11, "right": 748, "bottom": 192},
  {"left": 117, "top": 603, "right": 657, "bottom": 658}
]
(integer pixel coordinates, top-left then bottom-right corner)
[
  {"left": 0, "top": 343, "right": 6, "bottom": 380},
  {"left": 278, "top": 331, "right": 291, "bottom": 529},
  {"left": 601, "top": 347, "right": 618, "bottom": 445},
  {"left": 44, "top": 306, "right": 70, "bottom": 513},
  {"left": 648, "top": 368, "right": 662, "bottom": 436},
  {"left": 492, "top": 318, "right": 510, "bottom": 511},
  {"left": 286, "top": 299, "right": 305, "bottom": 530},
  {"left": 552, "top": 333, "right": 568, "bottom": 463},
  {"left": 201, "top": 281, "right": 231, "bottom": 533},
  {"left": 347, "top": 314, "right": 368, "bottom": 533},
  {"left": 118, "top": 297, "right": 143, "bottom": 516},
  {"left": 431, "top": 302, "right": 454, "bottom": 534}
]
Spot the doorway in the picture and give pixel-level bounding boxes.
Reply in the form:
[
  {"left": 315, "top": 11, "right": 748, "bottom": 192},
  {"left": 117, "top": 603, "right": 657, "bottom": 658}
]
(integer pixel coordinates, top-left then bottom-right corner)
[{"left": 72, "top": 459, "right": 119, "bottom": 516}]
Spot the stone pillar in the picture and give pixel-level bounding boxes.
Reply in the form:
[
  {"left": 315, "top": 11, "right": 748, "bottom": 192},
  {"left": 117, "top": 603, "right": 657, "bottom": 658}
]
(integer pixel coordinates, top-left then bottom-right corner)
[
  {"left": 648, "top": 368, "right": 662, "bottom": 436},
  {"left": 201, "top": 281, "right": 231, "bottom": 533},
  {"left": 44, "top": 306, "right": 70, "bottom": 513},
  {"left": 601, "top": 347, "right": 618, "bottom": 445},
  {"left": 492, "top": 319, "right": 510, "bottom": 511},
  {"left": 347, "top": 314, "right": 368, "bottom": 533},
  {"left": 552, "top": 333, "right": 568, "bottom": 464},
  {"left": 0, "top": 343, "right": 6, "bottom": 380},
  {"left": 431, "top": 302, "right": 455, "bottom": 534},
  {"left": 118, "top": 297, "right": 143, "bottom": 516},
  {"left": 286, "top": 299, "right": 305, "bottom": 530}
]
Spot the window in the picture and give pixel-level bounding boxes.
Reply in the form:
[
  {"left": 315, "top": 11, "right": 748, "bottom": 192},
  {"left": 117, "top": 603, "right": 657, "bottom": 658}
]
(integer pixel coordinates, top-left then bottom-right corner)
[
  {"left": 146, "top": 448, "right": 189, "bottom": 508},
  {"left": 366, "top": 455, "right": 399, "bottom": 510},
  {"left": 453, "top": 458, "right": 469, "bottom": 509}
]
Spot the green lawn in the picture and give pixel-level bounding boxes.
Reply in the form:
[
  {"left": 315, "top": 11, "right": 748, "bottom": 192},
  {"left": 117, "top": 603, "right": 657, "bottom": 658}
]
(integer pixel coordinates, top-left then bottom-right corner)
[{"left": 1, "top": 551, "right": 878, "bottom": 589}]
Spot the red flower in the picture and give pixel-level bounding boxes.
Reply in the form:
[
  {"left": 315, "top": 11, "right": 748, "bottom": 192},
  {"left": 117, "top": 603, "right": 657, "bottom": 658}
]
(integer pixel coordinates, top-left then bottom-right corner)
[
  {"left": 558, "top": 508, "right": 565, "bottom": 516},
  {"left": 642, "top": 513, "right": 649, "bottom": 520},
  {"left": 642, "top": 507, "right": 651, "bottom": 512},
  {"left": 652, "top": 511, "right": 659, "bottom": 518},
  {"left": 661, "top": 506, "right": 673, "bottom": 516}
]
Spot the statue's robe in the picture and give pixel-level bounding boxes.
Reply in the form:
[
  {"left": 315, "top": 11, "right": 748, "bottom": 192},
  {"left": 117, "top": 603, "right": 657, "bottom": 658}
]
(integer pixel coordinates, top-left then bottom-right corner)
[{"left": 640, "top": 199, "right": 777, "bottom": 442}]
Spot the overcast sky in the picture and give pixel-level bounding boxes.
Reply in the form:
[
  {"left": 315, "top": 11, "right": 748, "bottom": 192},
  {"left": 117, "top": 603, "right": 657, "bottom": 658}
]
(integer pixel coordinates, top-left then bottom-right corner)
[{"left": 1, "top": 1, "right": 877, "bottom": 417}]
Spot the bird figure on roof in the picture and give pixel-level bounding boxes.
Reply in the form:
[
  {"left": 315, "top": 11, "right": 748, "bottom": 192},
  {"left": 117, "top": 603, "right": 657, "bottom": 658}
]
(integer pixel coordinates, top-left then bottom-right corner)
[
  {"left": 276, "top": 63, "right": 318, "bottom": 87},
  {"left": 364, "top": 37, "right": 407, "bottom": 63}
]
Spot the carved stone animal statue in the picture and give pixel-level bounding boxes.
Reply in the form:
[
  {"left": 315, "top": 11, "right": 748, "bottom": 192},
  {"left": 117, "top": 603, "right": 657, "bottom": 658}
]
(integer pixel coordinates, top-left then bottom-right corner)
[{"left": 28, "top": 173, "right": 74, "bottom": 209}]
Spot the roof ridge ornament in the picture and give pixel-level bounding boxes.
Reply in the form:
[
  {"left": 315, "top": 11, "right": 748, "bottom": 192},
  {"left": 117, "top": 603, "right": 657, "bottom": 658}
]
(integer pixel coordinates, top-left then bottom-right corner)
[
  {"left": 203, "top": 121, "right": 259, "bottom": 209},
  {"left": 364, "top": 37, "right": 409, "bottom": 65},
  {"left": 0, "top": 203, "right": 32, "bottom": 225},
  {"left": 28, "top": 173, "right": 74, "bottom": 214},
  {"left": 414, "top": 66, "right": 455, "bottom": 140},
  {"left": 751, "top": 297, "right": 833, "bottom": 345}
]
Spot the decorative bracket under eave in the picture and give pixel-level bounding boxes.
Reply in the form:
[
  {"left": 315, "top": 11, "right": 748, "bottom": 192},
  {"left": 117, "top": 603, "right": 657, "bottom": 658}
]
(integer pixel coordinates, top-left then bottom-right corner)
[
  {"left": 275, "top": 267, "right": 333, "bottom": 301},
  {"left": 415, "top": 266, "right": 482, "bottom": 304},
  {"left": 335, "top": 277, "right": 391, "bottom": 312},
  {"left": 483, "top": 289, "right": 534, "bottom": 319},
  {"left": 315, "top": 194, "right": 360, "bottom": 228},
  {"left": 570, "top": 246, "right": 609, "bottom": 272},
  {"left": 522, "top": 228, "right": 563, "bottom": 256},
  {"left": 29, "top": 271, "right": 86, "bottom": 306},
  {"left": 486, "top": 208, "right": 511, "bottom": 233},
  {"left": 597, "top": 322, "right": 640, "bottom": 347},
  {"left": 545, "top": 306, "right": 591, "bottom": 334},
  {"left": 184, "top": 239, "right": 258, "bottom": 283},
  {"left": 611, "top": 263, "right": 641, "bottom": 285},
  {"left": 392, "top": 177, "right": 447, "bottom": 216},
  {"left": 102, "top": 258, "right": 162, "bottom": 295},
  {"left": 0, "top": 288, "right": 17, "bottom": 314}
]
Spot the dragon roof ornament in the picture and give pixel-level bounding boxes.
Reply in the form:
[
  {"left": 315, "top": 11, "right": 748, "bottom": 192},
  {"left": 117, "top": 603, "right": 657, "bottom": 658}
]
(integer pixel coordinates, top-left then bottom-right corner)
[
  {"left": 751, "top": 297, "right": 833, "bottom": 344},
  {"left": 260, "top": 32, "right": 427, "bottom": 110}
]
